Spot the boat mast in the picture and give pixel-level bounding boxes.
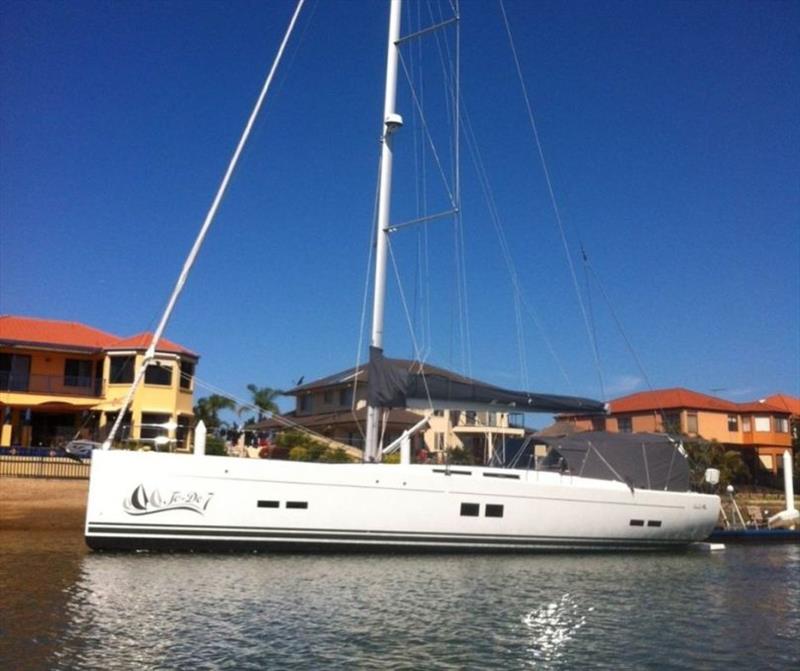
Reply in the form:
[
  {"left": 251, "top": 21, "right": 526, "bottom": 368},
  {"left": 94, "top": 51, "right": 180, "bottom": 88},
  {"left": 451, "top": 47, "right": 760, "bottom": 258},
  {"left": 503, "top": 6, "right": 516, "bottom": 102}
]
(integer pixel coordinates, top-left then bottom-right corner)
[{"left": 365, "top": 0, "right": 403, "bottom": 462}]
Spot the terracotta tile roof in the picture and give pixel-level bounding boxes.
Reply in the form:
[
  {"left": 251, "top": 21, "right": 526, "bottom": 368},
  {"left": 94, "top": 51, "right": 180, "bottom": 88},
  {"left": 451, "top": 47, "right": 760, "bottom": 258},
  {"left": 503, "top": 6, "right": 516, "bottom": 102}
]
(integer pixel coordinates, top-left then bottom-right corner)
[
  {"left": 0, "top": 315, "right": 117, "bottom": 350},
  {"left": 106, "top": 332, "right": 198, "bottom": 357},
  {"left": 763, "top": 394, "right": 800, "bottom": 417},
  {"left": 608, "top": 388, "right": 791, "bottom": 416},
  {"left": 609, "top": 388, "right": 739, "bottom": 413},
  {"left": 0, "top": 315, "right": 197, "bottom": 358}
]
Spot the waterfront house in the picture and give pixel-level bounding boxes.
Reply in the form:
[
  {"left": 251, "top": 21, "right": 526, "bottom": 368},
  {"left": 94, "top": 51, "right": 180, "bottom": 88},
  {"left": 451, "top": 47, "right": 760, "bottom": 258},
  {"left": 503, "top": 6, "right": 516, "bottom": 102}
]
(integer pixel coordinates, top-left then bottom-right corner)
[
  {"left": 562, "top": 388, "right": 795, "bottom": 476},
  {"left": 254, "top": 360, "right": 527, "bottom": 462},
  {"left": 0, "top": 315, "right": 198, "bottom": 450}
]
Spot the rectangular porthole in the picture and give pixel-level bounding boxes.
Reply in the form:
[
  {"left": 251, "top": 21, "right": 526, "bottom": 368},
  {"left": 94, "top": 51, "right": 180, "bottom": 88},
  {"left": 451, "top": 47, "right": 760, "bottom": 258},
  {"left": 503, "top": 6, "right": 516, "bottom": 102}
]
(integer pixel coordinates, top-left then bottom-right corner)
[
  {"left": 433, "top": 469, "right": 472, "bottom": 476},
  {"left": 286, "top": 501, "right": 308, "bottom": 509},
  {"left": 483, "top": 473, "right": 520, "bottom": 480},
  {"left": 460, "top": 503, "right": 480, "bottom": 517},
  {"left": 257, "top": 500, "right": 279, "bottom": 508},
  {"left": 647, "top": 520, "right": 662, "bottom": 527},
  {"left": 485, "top": 504, "right": 504, "bottom": 518},
  {"left": 629, "top": 519, "right": 645, "bottom": 527}
]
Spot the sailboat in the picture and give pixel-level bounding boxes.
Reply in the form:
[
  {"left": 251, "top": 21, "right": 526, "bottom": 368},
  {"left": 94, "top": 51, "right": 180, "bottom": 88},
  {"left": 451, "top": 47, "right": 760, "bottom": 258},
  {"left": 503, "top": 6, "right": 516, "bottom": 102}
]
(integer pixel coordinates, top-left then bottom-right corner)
[{"left": 85, "top": 0, "right": 720, "bottom": 552}]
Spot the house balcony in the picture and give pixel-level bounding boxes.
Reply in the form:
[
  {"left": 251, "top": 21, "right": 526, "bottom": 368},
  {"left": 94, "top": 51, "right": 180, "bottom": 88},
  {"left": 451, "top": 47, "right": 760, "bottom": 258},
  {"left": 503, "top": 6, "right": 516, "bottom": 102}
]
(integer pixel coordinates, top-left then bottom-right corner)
[{"left": 0, "top": 373, "right": 102, "bottom": 398}]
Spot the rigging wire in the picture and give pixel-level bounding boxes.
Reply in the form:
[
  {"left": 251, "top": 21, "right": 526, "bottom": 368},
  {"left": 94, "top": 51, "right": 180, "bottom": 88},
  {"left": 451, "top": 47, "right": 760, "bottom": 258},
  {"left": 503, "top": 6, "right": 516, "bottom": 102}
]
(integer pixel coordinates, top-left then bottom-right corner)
[
  {"left": 498, "top": 0, "right": 606, "bottom": 397},
  {"left": 351, "top": 156, "right": 385, "bottom": 442},
  {"left": 460, "top": 103, "right": 578, "bottom": 391},
  {"left": 423, "top": 0, "right": 471, "bottom": 376},
  {"left": 103, "top": 0, "right": 308, "bottom": 448}
]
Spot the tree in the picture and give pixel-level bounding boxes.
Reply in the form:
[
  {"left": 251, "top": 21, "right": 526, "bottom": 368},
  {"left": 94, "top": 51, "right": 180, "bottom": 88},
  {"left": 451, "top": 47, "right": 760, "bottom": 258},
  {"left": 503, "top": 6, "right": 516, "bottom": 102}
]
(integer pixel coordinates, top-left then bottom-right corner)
[
  {"left": 193, "top": 395, "right": 237, "bottom": 431},
  {"left": 240, "top": 384, "right": 281, "bottom": 423},
  {"left": 682, "top": 438, "right": 749, "bottom": 490}
]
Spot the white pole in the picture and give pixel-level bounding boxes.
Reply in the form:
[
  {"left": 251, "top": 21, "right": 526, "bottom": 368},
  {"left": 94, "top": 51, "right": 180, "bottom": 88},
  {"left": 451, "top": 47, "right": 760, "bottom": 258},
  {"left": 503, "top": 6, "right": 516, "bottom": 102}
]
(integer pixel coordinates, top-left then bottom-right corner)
[
  {"left": 101, "top": 0, "right": 306, "bottom": 450},
  {"left": 784, "top": 450, "right": 795, "bottom": 513},
  {"left": 400, "top": 435, "right": 411, "bottom": 465},
  {"left": 365, "top": 0, "right": 403, "bottom": 463},
  {"left": 194, "top": 420, "right": 207, "bottom": 457}
]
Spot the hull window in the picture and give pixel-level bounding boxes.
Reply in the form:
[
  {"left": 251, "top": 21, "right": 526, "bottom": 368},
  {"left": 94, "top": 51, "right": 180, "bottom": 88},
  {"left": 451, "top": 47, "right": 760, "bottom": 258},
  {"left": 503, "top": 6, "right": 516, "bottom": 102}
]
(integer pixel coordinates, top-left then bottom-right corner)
[
  {"left": 647, "top": 520, "right": 662, "bottom": 527},
  {"left": 460, "top": 503, "right": 480, "bottom": 517},
  {"left": 257, "top": 500, "right": 279, "bottom": 508},
  {"left": 286, "top": 501, "right": 308, "bottom": 509},
  {"left": 629, "top": 519, "right": 645, "bottom": 527},
  {"left": 485, "top": 504, "right": 504, "bottom": 518}
]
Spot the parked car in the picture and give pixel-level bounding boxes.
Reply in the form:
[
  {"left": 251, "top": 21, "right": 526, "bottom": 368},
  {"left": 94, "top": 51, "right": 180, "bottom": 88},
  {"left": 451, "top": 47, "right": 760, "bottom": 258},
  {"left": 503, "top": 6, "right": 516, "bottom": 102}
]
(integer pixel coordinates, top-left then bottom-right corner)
[{"left": 64, "top": 440, "right": 103, "bottom": 459}]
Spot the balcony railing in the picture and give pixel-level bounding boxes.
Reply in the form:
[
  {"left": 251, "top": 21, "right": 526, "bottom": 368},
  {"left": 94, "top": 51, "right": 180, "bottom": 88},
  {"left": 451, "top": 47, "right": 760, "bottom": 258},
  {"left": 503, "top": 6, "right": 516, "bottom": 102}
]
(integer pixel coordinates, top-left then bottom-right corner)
[{"left": 0, "top": 372, "right": 102, "bottom": 397}]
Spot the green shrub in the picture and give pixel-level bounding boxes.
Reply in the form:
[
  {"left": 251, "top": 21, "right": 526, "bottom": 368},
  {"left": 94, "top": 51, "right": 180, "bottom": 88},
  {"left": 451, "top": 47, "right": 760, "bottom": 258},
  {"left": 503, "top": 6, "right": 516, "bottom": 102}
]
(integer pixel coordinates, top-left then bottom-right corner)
[
  {"left": 446, "top": 446, "right": 474, "bottom": 465},
  {"left": 204, "top": 436, "right": 228, "bottom": 456},
  {"left": 319, "top": 447, "right": 353, "bottom": 463},
  {"left": 288, "top": 446, "right": 310, "bottom": 461}
]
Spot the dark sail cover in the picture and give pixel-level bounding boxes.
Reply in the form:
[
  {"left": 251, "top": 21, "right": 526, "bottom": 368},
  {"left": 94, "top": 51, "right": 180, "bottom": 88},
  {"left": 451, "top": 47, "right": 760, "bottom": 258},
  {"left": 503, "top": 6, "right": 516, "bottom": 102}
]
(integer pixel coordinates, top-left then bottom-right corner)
[
  {"left": 367, "top": 347, "right": 411, "bottom": 407},
  {"left": 367, "top": 347, "right": 605, "bottom": 414},
  {"left": 539, "top": 432, "right": 690, "bottom": 492}
]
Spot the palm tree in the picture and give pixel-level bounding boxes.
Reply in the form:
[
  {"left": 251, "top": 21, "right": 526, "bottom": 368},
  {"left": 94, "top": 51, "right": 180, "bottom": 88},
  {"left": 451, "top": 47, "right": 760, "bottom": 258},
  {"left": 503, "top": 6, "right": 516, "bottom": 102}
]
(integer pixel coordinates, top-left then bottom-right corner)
[
  {"left": 193, "top": 394, "right": 237, "bottom": 430},
  {"left": 241, "top": 384, "right": 281, "bottom": 423}
]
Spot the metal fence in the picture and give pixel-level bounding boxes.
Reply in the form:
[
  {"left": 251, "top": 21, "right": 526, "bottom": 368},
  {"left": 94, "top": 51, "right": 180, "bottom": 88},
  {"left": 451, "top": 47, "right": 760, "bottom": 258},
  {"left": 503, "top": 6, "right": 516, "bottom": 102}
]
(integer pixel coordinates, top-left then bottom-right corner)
[{"left": 0, "top": 454, "right": 90, "bottom": 479}]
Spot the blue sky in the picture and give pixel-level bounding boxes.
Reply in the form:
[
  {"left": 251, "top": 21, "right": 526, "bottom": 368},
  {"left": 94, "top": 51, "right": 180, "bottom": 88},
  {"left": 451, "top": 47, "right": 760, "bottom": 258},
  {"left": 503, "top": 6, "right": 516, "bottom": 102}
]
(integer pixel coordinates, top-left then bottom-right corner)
[{"left": 1, "top": 0, "right": 798, "bottom": 418}]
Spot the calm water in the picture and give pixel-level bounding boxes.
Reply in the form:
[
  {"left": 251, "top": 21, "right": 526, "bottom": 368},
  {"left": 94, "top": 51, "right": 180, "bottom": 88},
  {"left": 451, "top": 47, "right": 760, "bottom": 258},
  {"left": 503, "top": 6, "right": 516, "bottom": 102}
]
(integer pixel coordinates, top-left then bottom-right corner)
[{"left": 1, "top": 532, "right": 798, "bottom": 670}]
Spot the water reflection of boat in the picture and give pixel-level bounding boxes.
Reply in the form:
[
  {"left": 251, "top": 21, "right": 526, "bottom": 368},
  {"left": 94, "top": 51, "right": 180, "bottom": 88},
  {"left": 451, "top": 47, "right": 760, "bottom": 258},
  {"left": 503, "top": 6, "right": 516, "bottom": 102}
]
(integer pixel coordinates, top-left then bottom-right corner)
[{"left": 84, "top": 0, "right": 720, "bottom": 552}]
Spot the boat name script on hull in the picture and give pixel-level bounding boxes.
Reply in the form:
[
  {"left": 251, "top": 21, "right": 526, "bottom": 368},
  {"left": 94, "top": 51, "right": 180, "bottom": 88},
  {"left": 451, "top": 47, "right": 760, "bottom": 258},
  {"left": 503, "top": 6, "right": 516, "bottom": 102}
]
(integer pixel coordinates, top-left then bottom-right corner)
[{"left": 123, "top": 484, "right": 214, "bottom": 516}]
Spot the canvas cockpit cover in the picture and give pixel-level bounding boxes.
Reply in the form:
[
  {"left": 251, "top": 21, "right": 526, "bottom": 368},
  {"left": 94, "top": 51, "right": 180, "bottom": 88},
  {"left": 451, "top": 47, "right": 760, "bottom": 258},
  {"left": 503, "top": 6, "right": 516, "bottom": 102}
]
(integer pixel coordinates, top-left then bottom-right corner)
[
  {"left": 367, "top": 347, "right": 606, "bottom": 414},
  {"left": 537, "top": 431, "right": 690, "bottom": 492}
]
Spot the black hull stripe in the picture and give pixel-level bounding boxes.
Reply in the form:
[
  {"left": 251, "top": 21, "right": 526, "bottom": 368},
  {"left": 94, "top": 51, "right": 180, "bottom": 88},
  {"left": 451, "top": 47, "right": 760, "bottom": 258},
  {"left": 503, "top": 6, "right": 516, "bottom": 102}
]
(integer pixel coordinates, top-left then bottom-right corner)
[
  {"left": 87, "top": 523, "right": 689, "bottom": 548},
  {"left": 85, "top": 534, "right": 686, "bottom": 553}
]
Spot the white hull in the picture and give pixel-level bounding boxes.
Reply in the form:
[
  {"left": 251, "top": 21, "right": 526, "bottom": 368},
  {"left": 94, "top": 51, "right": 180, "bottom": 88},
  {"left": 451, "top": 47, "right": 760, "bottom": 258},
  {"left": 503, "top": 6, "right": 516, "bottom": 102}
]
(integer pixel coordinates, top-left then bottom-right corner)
[{"left": 85, "top": 450, "right": 720, "bottom": 552}]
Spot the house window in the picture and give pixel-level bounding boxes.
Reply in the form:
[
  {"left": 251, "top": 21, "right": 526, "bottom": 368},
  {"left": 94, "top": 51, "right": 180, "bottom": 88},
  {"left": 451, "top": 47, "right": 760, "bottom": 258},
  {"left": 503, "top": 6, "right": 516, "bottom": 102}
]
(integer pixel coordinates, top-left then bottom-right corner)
[
  {"left": 754, "top": 416, "right": 770, "bottom": 432},
  {"left": 662, "top": 412, "right": 681, "bottom": 433},
  {"left": 338, "top": 387, "right": 352, "bottom": 407},
  {"left": 617, "top": 417, "right": 632, "bottom": 433},
  {"left": 64, "top": 359, "right": 92, "bottom": 388},
  {"left": 323, "top": 390, "right": 333, "bottom": 404},
  {"left": 144, "top": 363, "right": 173, "bottom": 386},
  {"left": 0, "top": 353, "right": 31, "bottom": 391},
  {"left": 687, "top": 413, "right": 698, "bottom": 434},
  {"left": 465, "top": 411, "right": 477, "bottom": 426},
  {"left": 591, "top": 417, "right": 607, "bottom": 431},
  {"left": 179, "top": 360, "right": 194, "bottom": 390},
  {"left": 742, "top": 416, "right": 751, "bottom": 432},
  {"left": 299, "top": 394, "right": 312, "bottom": 412},
  {"left": 775, "top": 417, "right": 789, "bottom": 433},
  {"left": 109, "top": 356, "right": 135, "bottom": 384},
  {"left": 140, "top": 412, "right": 171, "bottom": 444},
  {"left": 727, "top": 415, "right": 739, "bottom": 432}
]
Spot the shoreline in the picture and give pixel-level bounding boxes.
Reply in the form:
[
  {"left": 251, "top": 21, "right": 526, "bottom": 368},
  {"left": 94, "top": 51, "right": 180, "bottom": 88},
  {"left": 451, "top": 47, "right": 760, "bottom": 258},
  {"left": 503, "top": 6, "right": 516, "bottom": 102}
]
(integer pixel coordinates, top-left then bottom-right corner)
[{"left": 0, "top": 477, "right": 88, "bottom": 531}]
